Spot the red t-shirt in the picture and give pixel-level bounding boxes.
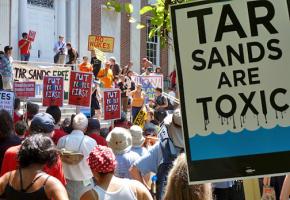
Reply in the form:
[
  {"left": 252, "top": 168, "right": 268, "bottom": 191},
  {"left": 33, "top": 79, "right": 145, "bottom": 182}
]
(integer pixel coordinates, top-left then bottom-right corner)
[
  {"left": 51, "top": 129, "right": 67, "bottom": 145},
  {"left": 18, "top": 39, "right": 30, "bottom": 55},
  {"left": 0, "top": 145, "right": 66, "bottom": 185},
  {"left": 88, "top": 133, "right": 107, "bottom": 146},
  {"left": 13, "top": 112, "right": 22, "bottom": 124}
]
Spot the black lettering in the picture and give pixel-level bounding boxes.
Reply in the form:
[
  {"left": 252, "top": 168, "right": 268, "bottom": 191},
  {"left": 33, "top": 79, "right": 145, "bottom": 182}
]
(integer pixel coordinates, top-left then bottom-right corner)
[
  {"left": 239, "top": 92, "right": 259, "bottom": 116},
  {"left": 196, "top": 97, "right": 212, "bottom": 121},
  {"left": 270, "top": 88, "right": 289, "bottom": 112},
  {"left": 208, "top": 47, "right": 226, "bottom": 69},
  {"left": 248, "top": 67, "right": 260, "bottom": 85},
  {"left": 233, "top": 70, "right": 246, "bottom": 87},
  {"left": 216, "top": 95, "right": 236, "bottom": 118},
  {"left": 227, "top": 44, "right": 245, "bottom": 66},
  {"left": 267, "top": 39, "right": 282, "bottom": 60},
  {"left": 192, "top": 49, "right": 206, "bottom": 70},
  {"left": 247, "top": 42, "right": 265, "bottom": 63},
  {"left": 218, "top": 72, "right": 232, "bottom": 89}
]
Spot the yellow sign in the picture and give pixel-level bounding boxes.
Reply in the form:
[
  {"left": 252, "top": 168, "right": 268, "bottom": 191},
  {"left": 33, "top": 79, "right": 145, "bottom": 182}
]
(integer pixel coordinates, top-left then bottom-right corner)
[
  {"left": 134, "top": 107, "right": 147, "bottom": 128},
  {"left": 94, "top": 48, "right": 106, "bottom": 63},
  {"left": 88, "top": 35, "right": 114, "bottom": 52}
]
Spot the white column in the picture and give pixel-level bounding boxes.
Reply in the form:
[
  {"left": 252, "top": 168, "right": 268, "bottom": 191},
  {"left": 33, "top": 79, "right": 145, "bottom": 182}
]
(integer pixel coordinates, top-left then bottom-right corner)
[
  {"left": 57, "top": 0, "right": 66, "bottom": 37},
  {"left": 68, "top": 0, "right": 77, "bottom": 46},
  {"left": 18, "top": 0, "right": 28, "bottom": 36}
]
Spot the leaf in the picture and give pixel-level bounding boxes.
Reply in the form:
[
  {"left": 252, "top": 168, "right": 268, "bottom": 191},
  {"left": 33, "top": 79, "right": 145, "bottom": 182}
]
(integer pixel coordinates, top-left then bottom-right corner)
[
  {"left": 140, "top": 6, "right": 153, "bottom": 15},
  {"left": 114, "top": 2, "right": 122, "bottom": 12},
  {"left": 124, "top": 3, "right": 134, "bottom": 14},
  {"left": 149, "top": 29, "right": 156, "bottom": 38},
  {"left": 129, "top": 17, "right": 136, "bottom": 23},
  {"left": 136, "top": 23, "right": 146, "bottom": 29}
]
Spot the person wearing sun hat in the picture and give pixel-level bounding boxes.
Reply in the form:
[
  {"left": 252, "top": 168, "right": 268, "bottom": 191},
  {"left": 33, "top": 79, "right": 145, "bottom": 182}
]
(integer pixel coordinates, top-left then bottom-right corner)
[
  {"left": 80, "top": 146, "right": 153, "bottom": 200},
  {"left": 106, "top": 127, "right": 140, "bottom": 179},
  {"left": 129, "top": 125, "right": 148, "bottom": 157}
]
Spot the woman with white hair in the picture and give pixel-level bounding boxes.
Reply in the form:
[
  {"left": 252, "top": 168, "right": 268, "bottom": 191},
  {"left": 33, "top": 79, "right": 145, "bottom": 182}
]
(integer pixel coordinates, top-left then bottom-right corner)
[{"left": 57, "top": 113, "right": 97, "bottom": 200}]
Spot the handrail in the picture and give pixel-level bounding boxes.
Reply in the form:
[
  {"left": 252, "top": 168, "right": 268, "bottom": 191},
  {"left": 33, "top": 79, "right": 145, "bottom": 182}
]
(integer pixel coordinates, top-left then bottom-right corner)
[{"left": 162, "top": 92, "right": 180, "bottom": 104}]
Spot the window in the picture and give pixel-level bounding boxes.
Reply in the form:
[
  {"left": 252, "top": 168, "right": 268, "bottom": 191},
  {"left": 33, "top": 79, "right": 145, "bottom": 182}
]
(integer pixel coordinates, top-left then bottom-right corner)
[
  {"left": 27, "top": 0, "right": 54, "bottom": 9},
  {"left": 146, "top": 18, "right": 160, "bottom": 66}
]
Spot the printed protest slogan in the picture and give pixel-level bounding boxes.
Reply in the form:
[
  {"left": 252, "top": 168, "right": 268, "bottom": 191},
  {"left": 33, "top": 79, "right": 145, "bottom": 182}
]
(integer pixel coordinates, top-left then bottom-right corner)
[
  {"left": 132, "top": 75, "right": 163, "bottom": 102},
  {"left": 13, "top": 63, "right": 71, "bottom": 91},
  {"left": 88, "top": 35, "right": 114, "bottom": 52},
  {"left": 171, "top": 0, "right": 290, "bottom": 183},
  {"left": 43, "top": 77, "right": 64, "bottom": 107},
  {"left": 28, "top": 30, "right": 36, "bottom": 41},
  {"left": 133, "top": 107, "right": 147, "bottom": 128},
  {"left": 103, "top": 89, "right": 121, "bottom": 120},
  {"left": 14, "top": 82, "right": 35, "bottom": 98},
  {"left": 0, "top": 91, "right": 14, "bottom": 116},
  {"left": 68, "top": 71, "right": 93, "bottom": 107}
]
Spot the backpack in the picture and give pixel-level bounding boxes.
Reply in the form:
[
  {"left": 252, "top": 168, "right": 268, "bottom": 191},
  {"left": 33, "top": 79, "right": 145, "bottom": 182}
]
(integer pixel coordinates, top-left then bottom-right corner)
[
  {"left": 59, "top": 136, "right": 85, "bottom": 165},
  {"left": 156, "top": 124, "right": 178, "bottom": 200}
]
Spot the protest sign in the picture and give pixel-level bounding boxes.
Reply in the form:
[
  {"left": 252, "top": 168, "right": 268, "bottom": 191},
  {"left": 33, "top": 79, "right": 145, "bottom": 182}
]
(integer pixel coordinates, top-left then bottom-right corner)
[
  {"left": 28, "top": 30, "right": 36, "bottom": 41},
  {"left": 13, "top": 62, "right": 71, "bottom": 91},
  {"left": 171, "top": 0, "right": 290, "bottom": 183},
  {"left": 132, "top": 75, "right": 163, "bottom": 102},
  {"left": 0, "top": 91, "right": 14, "bottom": 116},
  {"left": 94, "top": 48, "right": 106, "bottom": 62},
  {"left": 103, "top": 89, "right": 121, "bottom": 120},
  {"left": 133, "top": 107, "right": 147, "bottom": 128},
  {"left": 13, "top": 82, "right": 35, "bottom": 98},
  {"left": 68, "top": 71, "right": 93, "bottom": 107},
  {"left": 88, "top": 35, "right": 114, "bottom": 52},
  {"left": 42, "top": 76, "right": 64, "bottom": 107}
]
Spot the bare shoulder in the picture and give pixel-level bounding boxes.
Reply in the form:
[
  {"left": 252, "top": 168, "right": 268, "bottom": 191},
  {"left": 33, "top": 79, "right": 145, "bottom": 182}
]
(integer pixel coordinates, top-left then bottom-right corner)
[
  {"left": 129, "top": 180, "right": 153, "bottom": 200},
  {"left": 44, "top": 176, "right": 69, "bottom": 200},
  {"left": 80, "top": 189, "right": 99, "bottom": 200}
]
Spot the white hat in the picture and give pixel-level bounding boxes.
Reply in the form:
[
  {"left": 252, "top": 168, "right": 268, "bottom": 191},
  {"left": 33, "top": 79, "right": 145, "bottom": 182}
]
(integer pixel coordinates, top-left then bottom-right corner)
[
  {"left": 164, "top": 108, "right": 184, "bottom": 149},
  {"left": 106, "top": 127, "right": 132, "bottom": 154},
  {"left": 130, "top": 125, "right": 145, "bottom": 147}
]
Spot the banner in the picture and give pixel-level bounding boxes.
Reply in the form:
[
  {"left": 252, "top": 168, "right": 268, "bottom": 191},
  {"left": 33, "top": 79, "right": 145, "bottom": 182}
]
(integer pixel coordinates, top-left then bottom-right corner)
[
  {"left": 13, "top": 82, "right": 35, "bottom": 98},
  {"left": 133, "top": 107, "right": 147, "bottom": 128},
  {"left": 43, "top": 76, "right": 64, "bottom": 107},
  {"left": 13, "top": 63, "right": 71, "bottom": 91},
  {"left": 171, "top": 0, "right": 290, "bottom": 183},
  {"left": 0, "top": 91, "right": 14, "bottom": 116},
  {"left": 132, "top": 75, "right": 163, "bottom": 102},
  {"left": 28, "top": 30, "right": 36, "bottom": 41},
  {"left": 88, "top": 35, "right": 114, "bottom": 52},
  {"left": 68, "top": 71, "right": 93, "bottom": 107},
  {"left": 103, "top": 89, "right": 121, "bottom": 120}
]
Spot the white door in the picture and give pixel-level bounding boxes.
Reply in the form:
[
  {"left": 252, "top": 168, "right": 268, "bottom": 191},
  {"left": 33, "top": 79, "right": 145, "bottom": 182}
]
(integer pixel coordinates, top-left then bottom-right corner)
[{"left": 27, "top": 5, "right": 55, "bottom": 62}]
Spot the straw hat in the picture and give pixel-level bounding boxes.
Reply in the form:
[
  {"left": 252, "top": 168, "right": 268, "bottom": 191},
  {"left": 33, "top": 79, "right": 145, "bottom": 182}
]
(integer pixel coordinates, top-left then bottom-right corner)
[
  {"left": 106, "top": 127, "right": 132, "bottom": 154},
  {"left": 129, "top": 125, "right": 145, "bottom": 147}
]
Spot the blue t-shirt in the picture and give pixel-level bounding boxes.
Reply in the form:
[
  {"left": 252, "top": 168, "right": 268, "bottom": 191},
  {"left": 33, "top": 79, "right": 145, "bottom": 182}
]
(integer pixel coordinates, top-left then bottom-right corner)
[
  {"left": 131, "top": 146, "right": 148, "bottom": 157},
  {"left": 0, "top": 55, "right": 13, "bottom": 77},
  {"left": 115, "top": 149, "right": 140, "bottom": 179}
]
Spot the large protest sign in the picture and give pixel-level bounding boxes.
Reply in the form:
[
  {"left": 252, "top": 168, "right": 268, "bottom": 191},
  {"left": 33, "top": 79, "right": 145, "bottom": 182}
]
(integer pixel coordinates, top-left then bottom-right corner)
[
  {"left": 132, "top": 75, "right": 163, "bottom": 102},
  {"left": 43, "top": 76, "right": 64, "bottom": 107},
  {"left": 171, "top": 0, "right": 290, "bottom": 183},
  {"left": 103, "top": 89, "right": 121, "bottom": 121},
  {"left": 0, "top": 91, "right": 14, "bottom": 116},
  {"left": 14, "top": 82, "right": 35, "bottom": 98},
  {"left": 68, "top": 71, "right": 93, "bottom": 107},
  {"left": 13, "top": 63, "right": 71, "bottom": 91},
  {"left": 88, "top": 35, "right": 114, "bottom": 52}
]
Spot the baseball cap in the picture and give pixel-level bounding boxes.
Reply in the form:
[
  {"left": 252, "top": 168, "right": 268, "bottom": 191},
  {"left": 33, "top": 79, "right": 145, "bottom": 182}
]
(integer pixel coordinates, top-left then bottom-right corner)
[
  {"left": 30, "top": 113, "right": 55, "bottom": 134},
  {"left": 87, "top": 118, "right": 101, "bottom": 132}
]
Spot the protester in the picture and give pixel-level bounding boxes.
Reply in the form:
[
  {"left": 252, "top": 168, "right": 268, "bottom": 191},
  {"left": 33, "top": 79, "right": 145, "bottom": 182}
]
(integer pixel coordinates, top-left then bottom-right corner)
[
  {"left": 110, "top": 112, "right": 132, "bottom": 130},
  {"left": 57, "top": 113, "right": 96, "bottom": 200},
  {"left": 213, "top": 181, "right": 235, "bottom": 200},
  {"left": 14, "top": 121, "right": 28, "bottom": 140},
  {"left": 118, "top": 75, "right": 130, "bottom": 112},
  {"left": 155, "top": 66, "right": 163, "bottom": 75},
  {"left": 141, "top": 58, "right": 153, "bottom": 73},
  {"left": 18, "top": 32, "right": 31, "bottom": 61},
  {"left": 0, "top": 135, "right": 69, "bottom": 200},
  {"left": 169, "top": 70, "right": 176, "bottom": 90},
  {"left": 25, "top": 102, "right": 39, "bottom": 125},
  {"left": 130, "top": 84, "right": 145, "bottom": 122},
  {"left": 79, "top": 56, "right": 93, "bottom": 73},
  {"left": 66, "top": 42, "right": 78, "bottom": 65},
  {"left": 144, "top": 109, "right": 159, "bottom": 136},
  {"left": 53, "top": 35, "right": 67, "bottom": 64},
  {"left": 13, "top": 98, "right": 22, "bottom": 124},
  {"left": 121, "top": 61, "right": 133, "bottom": 75},
  {"left": 0, "top": 109, "right": 21, "bottom": 168},
  {"left": 0, "top": 46, "right": 13, "bottom": 90},
  {"left": 80, "top": 146, "right": 152, "bottom": 200},
  {"left": 46, "top": 106, "right": 66, "bottom": 145},
  {"left": 61, "top": 117, "right": 73, "bottom": 134},
  {"left": 97, "top": 61, "right": 114, "bottom": 88},
  {"left": 109, "top": 57, "right": 120, "bottom": 78},
  {"left": 86, "top": 118, "right": 107, "bottom": 146},
  {"left": 106, "top": 127, "right": 140, "bottom": 179},
  {"left": 129, "top": 125, "right": 148, "bottom": 157},
  {"left": 1, "top": 113, "right": 67, "bottom": 185},
  {"left": 91, "top": 82, "right": 101, "bottom": 119},
  {"left": 141, "top": 67, "right": 152, "bottom": 76},
  {"left": 130, "top": 109, "right": 183, "bottom": 200},
  {"left": 163, "top": 153, "right": 212, "bottom": 200},
  {"left": 152, "top": 87, "right": 168, "bottom": 123},
  {"left": 91, "top": 52, "right": 102, "bottom": 78}
]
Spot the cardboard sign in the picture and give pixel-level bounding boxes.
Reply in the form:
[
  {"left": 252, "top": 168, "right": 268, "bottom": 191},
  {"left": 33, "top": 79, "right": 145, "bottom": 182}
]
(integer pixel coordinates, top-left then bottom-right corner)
[
  {"left": 68, "top": 71, "right": 93, "bottom": 107},
  {"left": 103, "top": 89, "right": 121, "bottom": 120},
  {"left": 13, "top": 63, "right": 71, "bottom": 91},
  {"left": 42, "top": 76, "right": 64, "bottom": 107},
  {"left": 132, "top": 75, "right": 163, "bottom": 102},
  {"left": 0, "top": 91, "right": 14, "bottom": 116},
  {"left": 133, "top": 107, "right": 147, "bottom": 128},
  {"left": 13, "top": 82, "right": 35, "bottom": 98},
  {"left": 94, "top": 48, "right": 106, "bottom": 62},
  {"left": 28, "top": 30, "right": 36, "bottom": 41},
  {"left": 171, "top": 0, "right": 290, "bottom": 183},
  {"left": 88, "top": 35, "right": 114, "bottom": 52}
]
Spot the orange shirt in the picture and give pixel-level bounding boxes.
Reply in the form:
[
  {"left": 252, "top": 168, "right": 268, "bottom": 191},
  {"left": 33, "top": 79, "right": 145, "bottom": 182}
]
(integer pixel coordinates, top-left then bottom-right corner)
[
  {"left": 97, "top": 68, "right": 114, "bottom": 88},
  {"left": 131, "top": 91, "right": 145, "bottom": 107},
  {"left": 79, "top": 62, "right": 93, "bottom": 73}
]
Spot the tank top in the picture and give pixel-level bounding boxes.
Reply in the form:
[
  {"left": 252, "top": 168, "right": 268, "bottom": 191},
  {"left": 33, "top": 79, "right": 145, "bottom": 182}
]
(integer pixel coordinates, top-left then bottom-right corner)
[
  {"left": 4, "top": 169, "right": 50, "bottom": 200},
  {"left": 132, "top": 91, "right": 144, "bottom": 107},
  {"left": 93, "top": 179, "right": 136, "bottom": 200}
]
